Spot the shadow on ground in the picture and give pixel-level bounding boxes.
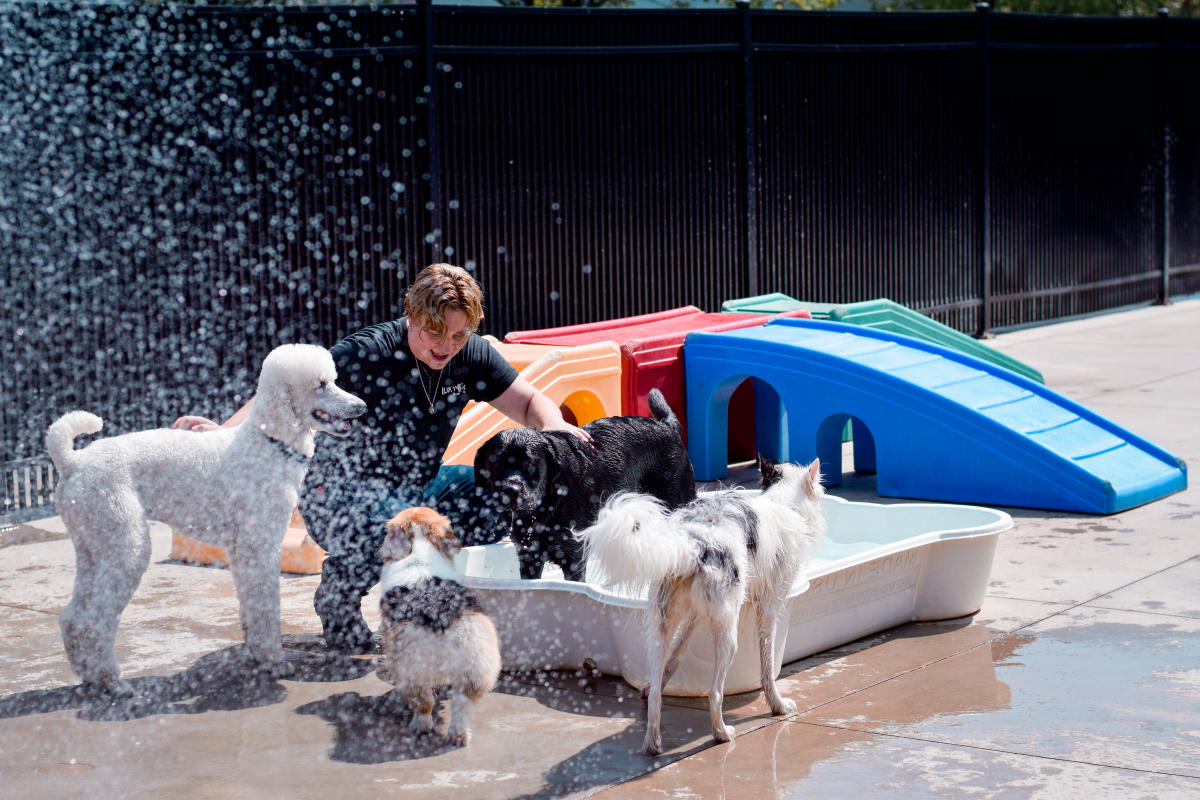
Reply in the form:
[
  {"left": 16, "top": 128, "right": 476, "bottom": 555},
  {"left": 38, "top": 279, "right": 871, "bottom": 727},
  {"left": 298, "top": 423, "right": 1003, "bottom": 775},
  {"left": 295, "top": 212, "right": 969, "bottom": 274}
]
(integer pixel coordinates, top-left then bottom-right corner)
[
  {"left": 293, "top": 690, "right": 463, "bottom": 763},
  {"left": 0, "top": 637, "right": 376, "bottom": 724}
]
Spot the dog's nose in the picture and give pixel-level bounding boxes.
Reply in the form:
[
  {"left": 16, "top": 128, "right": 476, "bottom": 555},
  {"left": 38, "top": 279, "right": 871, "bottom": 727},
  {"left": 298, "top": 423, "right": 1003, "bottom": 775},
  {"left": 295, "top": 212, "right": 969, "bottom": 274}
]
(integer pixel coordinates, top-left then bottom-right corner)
[
  {"left": 495, "top": 480, "right": 522, "bottom": 506},
  {"left": 345, "top": 396, "right": 367, "bottom": 417}
]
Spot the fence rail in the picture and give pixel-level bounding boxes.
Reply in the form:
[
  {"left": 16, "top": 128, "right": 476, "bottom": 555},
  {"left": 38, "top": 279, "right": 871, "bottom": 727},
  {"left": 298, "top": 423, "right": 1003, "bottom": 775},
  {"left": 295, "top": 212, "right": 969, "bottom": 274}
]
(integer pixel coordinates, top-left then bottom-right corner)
[
  {"left": 2, "top": 458, "right": 57, "bottom": 526},
  {"left": 3, "top": 3, "right": 1199, "bottom": 520}
]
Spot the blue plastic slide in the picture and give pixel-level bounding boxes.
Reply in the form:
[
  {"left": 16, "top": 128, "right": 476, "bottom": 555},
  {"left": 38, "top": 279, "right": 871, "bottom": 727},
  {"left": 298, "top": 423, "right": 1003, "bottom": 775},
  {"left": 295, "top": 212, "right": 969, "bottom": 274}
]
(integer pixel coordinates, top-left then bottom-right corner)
[{"left": 684, "top": 318, "right": 1187, "bottom": 514}]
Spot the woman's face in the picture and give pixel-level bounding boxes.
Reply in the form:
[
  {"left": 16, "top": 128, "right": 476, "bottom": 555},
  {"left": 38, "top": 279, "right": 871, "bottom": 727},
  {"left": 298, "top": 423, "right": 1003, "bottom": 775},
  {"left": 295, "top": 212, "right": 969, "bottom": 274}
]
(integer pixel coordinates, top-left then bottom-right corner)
[{"left": 408, "top": 308, "right": 473, "bottom": 370}]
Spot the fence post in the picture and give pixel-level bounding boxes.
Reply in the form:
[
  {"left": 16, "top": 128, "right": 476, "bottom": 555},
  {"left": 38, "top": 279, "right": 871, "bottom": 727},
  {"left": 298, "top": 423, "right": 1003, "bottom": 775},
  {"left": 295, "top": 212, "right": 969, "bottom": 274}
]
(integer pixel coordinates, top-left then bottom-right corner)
[
  {"left": 977, "top": 2, "right": 992, "bottom": 337},
  {"left": 419, "top": 0, "right": 443, "bottom": 261},
  {"left": 1159, "top": 7, "right": 1171, "bottom": 306},
  {"left": 737, "top": 0, "right": 758, "bottom": 299}
]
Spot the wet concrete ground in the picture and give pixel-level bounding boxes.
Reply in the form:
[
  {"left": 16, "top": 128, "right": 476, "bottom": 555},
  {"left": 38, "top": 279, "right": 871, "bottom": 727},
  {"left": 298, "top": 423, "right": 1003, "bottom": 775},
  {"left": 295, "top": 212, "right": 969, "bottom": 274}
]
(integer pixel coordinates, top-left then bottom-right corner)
[{"left": 2, "top": 300, "right": 1198, "bottom": 799}]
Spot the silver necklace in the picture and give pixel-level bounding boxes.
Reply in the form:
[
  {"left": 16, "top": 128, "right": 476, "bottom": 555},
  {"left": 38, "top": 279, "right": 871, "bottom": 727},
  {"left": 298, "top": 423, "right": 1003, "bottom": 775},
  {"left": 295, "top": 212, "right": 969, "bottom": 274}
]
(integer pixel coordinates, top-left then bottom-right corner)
[{"left": 417, "top": 361, "right": 444, "bottom": 413}]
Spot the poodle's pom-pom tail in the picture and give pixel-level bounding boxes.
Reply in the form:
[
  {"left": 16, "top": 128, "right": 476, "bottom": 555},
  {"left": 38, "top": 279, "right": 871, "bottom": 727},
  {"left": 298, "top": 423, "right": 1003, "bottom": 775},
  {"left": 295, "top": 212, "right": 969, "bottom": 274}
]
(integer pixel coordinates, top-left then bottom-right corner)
[
  {"left": 577, "top": 492, "right": 693, "bottom": 589},
  {"left": 45, "top": 411, "right": 103, "bottom": 476}
]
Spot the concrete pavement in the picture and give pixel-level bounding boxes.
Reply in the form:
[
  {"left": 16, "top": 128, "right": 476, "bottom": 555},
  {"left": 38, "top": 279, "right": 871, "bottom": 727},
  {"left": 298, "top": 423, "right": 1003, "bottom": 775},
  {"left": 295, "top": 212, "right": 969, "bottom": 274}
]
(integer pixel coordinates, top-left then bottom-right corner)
[{"left": 2, "top": 299, "right": 1197, "bottom": 798}]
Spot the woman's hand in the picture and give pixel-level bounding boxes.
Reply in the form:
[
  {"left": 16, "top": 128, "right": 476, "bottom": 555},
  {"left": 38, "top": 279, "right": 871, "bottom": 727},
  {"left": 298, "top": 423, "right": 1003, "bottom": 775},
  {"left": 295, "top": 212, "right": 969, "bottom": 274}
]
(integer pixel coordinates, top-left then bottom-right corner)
[
  {"left": 171, "top": 415, "right": 222, "bottom": 433},
  {"left": 171, "top": 400, "right": 253, "bottom": 433},
  {"left": 538, "top": 416, "right": 592, "bottom": 445}
]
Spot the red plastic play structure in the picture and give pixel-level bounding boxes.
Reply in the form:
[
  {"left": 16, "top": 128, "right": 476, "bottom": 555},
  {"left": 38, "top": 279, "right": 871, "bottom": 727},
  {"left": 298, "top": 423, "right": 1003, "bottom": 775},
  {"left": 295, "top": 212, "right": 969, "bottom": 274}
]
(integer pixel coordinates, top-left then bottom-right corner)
[{"left": 504, "top": 306, "right": 811, "bottom": 460}]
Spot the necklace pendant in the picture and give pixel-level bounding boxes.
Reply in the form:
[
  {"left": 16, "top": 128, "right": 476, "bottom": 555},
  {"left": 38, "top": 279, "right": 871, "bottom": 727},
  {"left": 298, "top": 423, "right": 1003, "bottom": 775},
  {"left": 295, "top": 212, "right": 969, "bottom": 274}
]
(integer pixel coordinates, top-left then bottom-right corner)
[{"left": 417, "top": 359, "right": 445, "bottom": 415}]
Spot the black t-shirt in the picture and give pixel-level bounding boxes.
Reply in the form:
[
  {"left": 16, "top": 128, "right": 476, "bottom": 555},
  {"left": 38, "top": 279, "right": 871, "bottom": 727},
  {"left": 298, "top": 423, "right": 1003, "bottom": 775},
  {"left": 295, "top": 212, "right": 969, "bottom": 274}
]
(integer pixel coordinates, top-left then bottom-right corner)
[{"left": 305, "top": 317, "right": 518, "bottom": 495}]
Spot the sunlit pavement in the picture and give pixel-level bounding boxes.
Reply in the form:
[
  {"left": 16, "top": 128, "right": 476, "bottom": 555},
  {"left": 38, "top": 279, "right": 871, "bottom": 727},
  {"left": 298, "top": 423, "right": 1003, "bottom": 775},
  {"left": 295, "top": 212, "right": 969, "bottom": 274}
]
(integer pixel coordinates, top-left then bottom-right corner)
[{"left": 2, "top": 300, "right": 1198, "bottom": 799}]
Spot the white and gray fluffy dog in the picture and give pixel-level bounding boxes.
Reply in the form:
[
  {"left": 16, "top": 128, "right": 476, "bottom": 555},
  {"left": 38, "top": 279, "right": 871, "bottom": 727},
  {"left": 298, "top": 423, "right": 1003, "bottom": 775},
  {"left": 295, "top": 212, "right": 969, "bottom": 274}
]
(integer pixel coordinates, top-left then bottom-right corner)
[
  {"left": 376, "top": 506, "right": 501, "bottom": 746},
  {"left": 47, "top": 344, "right": 366, "bottom": 694},
  {"left": 578, "top": 456, "right": 825, "bottom": 756}
]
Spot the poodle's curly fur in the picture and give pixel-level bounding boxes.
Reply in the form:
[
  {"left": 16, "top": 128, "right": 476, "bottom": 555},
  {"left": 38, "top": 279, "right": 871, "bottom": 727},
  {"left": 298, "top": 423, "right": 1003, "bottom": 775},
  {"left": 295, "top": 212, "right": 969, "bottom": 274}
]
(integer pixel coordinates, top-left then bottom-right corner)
[{"left": 47, "top": 344, "right": 366, "bottom": 693}]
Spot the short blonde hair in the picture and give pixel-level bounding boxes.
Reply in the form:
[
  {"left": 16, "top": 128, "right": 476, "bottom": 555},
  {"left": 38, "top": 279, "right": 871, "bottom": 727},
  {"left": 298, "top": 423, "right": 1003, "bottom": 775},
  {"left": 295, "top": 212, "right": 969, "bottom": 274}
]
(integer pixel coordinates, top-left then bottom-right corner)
[{"left": 403, "top": 263, "right": 484, "bottom": 335}]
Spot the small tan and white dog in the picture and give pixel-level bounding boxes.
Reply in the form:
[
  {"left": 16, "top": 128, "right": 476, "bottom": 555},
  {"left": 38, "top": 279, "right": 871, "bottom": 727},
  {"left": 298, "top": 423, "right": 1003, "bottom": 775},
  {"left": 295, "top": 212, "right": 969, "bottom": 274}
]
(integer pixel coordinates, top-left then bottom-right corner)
[
  {"left": 376, "top": 507, "right": 500, "bottom": 746},
  {"left": 578, "top": 456, "right": 825, "bottom": 756}
]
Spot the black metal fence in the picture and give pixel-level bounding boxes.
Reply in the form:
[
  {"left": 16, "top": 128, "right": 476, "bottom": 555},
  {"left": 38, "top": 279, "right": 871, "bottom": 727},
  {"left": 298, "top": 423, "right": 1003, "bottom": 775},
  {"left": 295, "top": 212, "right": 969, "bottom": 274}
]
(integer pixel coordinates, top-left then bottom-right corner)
[{"left": 3, "top": 2, "right": 1199, "bottom": 521}]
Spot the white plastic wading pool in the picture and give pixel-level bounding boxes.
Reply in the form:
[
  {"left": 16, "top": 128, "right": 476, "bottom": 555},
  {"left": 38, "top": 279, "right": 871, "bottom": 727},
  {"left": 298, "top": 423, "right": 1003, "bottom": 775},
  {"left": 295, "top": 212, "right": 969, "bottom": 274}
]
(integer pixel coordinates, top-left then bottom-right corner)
[{"left": 455, "top": 494, "right": 1013, "bottom": 696}]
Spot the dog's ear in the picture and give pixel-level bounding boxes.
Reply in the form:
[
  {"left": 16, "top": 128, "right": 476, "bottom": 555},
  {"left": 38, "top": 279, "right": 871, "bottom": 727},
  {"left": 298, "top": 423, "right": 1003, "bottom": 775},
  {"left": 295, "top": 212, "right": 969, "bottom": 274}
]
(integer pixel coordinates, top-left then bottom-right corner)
[
  {"left": 379, "top": 517, "right": 413, "bottom": 562},
  {"left": 473, "top": 431, "right": 510, "bottom": 484},
  {"left": 804, "top": 458, "right": 824, "bottom": 499},
  {"left": 531, "top": 434, "right": 560, "bottom": 495},
  {"left": 426, "top": 515, "right": 463, "bottom": 560},
  {"left": 758, "top": 452, "right": 785, "bottom": 488},
  {"left": 252, "top": 361, "right": 303, "bottom": 433}
]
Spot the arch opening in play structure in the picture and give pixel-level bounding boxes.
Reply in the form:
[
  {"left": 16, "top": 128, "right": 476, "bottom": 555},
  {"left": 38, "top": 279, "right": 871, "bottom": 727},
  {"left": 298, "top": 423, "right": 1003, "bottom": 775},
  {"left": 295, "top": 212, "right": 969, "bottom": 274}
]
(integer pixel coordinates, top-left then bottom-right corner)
[
  {"left": 725, "top": 378, "right": 757, "bottom": 463},
  {"left": 697, "top": 373, "right": 781, "bottom": 471},
  {"left": 560, "top": 389, "right": 605, "bottom": 427},
  {"left": 816, "top": 413, "right": 877, "bottom": 482},
  {"left": 560, "top": 404, "right": 578, "bottom": 427}
]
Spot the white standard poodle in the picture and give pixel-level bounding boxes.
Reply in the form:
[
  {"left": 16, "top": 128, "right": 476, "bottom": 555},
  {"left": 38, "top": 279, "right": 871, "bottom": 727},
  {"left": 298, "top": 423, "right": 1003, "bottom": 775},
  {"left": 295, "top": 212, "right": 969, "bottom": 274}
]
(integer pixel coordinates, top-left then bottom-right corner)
[{"left": 46, "top": 343, "right": 367, "bottom": 694}]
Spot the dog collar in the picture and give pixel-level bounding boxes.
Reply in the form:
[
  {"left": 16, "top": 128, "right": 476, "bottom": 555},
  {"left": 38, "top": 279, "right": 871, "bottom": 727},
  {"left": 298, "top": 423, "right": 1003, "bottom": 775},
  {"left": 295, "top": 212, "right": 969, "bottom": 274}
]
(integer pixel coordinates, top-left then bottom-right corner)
[{"left": 261, "top": 431, "right": 312, "bottom": 464}]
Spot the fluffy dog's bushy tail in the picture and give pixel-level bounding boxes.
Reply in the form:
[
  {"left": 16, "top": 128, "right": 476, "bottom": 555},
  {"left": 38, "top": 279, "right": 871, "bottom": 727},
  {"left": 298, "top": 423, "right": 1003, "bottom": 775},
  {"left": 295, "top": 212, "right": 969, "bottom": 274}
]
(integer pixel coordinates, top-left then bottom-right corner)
[
  {"left": 578, "top": 492, "right": 695, "bottom": 589},
  {"left": 646, "top": 388, "right": 682, "bottom": 437},
  {"left": 46, "top": 411, "right": 103, "bottom": 477}
]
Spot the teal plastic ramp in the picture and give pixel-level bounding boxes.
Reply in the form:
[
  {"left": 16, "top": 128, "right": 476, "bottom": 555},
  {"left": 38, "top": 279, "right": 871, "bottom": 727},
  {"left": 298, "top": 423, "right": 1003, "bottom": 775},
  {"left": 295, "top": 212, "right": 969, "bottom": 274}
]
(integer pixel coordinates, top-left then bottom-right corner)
[
  {"left": 684, "top": 318, "right": 1187, "bottom": 514},
  {"left": 721, "top": 292, "right": 1044, "bottom": 384}
]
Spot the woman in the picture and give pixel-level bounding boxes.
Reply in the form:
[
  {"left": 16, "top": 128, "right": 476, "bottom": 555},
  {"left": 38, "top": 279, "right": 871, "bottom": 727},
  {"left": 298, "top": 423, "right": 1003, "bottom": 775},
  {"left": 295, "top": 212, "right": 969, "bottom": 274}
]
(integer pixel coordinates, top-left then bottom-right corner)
[{"left": 175, "top": 263, "right": 588, "bottom": 653}]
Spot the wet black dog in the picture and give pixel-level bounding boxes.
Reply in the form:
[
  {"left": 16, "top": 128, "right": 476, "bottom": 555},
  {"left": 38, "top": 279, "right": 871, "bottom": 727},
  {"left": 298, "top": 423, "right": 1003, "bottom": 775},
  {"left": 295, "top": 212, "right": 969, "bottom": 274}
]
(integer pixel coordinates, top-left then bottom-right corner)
[{"left": 474, "top": 389, "right": 696, "bottom": 581}]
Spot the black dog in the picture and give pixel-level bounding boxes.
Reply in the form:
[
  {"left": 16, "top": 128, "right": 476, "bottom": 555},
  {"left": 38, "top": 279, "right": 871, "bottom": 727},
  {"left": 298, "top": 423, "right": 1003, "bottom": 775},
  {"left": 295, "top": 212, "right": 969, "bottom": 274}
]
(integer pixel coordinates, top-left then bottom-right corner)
[{"left": 474, "top": 389, "right": 696, "bottom": 581}]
